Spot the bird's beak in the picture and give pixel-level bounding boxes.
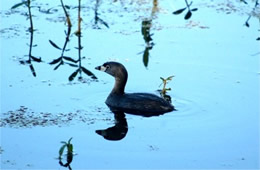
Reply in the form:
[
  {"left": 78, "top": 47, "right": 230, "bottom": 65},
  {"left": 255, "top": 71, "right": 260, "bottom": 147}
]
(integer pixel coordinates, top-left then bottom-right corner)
[{"left": 95, "top": 65, "right": 107, "bottom": 72}]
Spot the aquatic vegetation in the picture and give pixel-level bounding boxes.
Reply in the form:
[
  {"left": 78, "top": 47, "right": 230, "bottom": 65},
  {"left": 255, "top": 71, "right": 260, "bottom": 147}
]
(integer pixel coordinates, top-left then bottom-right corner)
[
  {"left": 49, "top": 0, "right": 73, "bottom": 70},
  {"left": 48, "top": 0, "right": 97, "bottom": 81},
  {"left": 158, "top": 76, "right": 174, "bottom": 102},
  {"left": 139, "top": 0, "right": 158, "bottom": 68},
  {"left": 172, "top": 0, "right": 198, "bottom": 20},
  {"left": 1, "top": 0, "right": 259, "bottom": 169},
  {"left": 243, "top": 0, "right": 260, "bottom": 40},
  {"left": 141, "top": 19, "right": 153, "bottom": 67},
  {"left": 93, "top": 0, "right": 109, "bottom": 29},
  {"left": 159, "top": 76, "right": 174, "bottom": 95},
  {"left": 11, "top": 0, "right": 42, "bottom": 77},
  {"left": 244, "top": 0, "right": 259, "bottom": 27},
  {"left": 70, "top": 0, "right": 97, "bottom": 81},
  {"left": 59, "top": 137, "right": 74, "bottom": 170}
]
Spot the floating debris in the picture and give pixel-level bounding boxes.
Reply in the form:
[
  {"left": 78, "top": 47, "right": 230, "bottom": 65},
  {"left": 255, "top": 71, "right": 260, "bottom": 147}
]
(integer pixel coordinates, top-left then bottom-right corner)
[{"left": 0, "top": 106, "right": 111, "bottom": 128}]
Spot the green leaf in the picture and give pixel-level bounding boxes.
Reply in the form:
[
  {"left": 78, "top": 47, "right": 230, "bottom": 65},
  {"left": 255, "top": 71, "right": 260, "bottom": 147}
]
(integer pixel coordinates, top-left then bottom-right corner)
[
  {"left": 172, "top": 7, "right": 186, "bottom": 15},
  {"left": 59, "top": 144, "right": 67, "bottom": 158},
  {"left": 69, "top": 69, "right": 79, "bottom": 81},
  {"left": 166, "top": 75, "right": 174, "bottom": 81},
  {"left": 67, "top": 144, "right": 73, "bottom": 153},
  {"left": 81, "top": 67, "right": 97, "bottom": 79},
  {"left": 49, "top": 40, "right": 62, "bottom": 50},
  {"left": 68, "top": 137, "right": 73, "bottom": 144},
  {"left": 11, "top": 1, "right": 28, "bottom": 9}
]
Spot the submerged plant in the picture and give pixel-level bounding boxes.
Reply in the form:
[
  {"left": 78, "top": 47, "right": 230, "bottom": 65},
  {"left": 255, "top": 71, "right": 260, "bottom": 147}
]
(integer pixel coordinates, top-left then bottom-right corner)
[
  {"left": 59, "top": 137, "right": 74, "bottom": 170},
  {"left": 172, "top": 0, "right": 198, "bottom": 20}
]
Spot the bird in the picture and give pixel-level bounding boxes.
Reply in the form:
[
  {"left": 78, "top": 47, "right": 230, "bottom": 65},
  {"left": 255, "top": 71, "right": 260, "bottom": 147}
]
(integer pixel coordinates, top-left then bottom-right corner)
[{"left": 95, "top": 61, "right": 175, "bottom": 116}]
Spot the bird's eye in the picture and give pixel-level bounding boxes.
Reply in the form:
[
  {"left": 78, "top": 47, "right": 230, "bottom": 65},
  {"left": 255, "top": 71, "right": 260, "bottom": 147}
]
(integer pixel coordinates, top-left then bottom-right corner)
[{"left": 106, "top": 65, "right": 110, "bottom": 69}]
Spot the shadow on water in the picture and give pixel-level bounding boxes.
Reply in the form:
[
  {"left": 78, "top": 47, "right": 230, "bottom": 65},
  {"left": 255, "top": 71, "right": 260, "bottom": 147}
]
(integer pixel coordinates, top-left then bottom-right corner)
[
  {"left": 49, "top": 0, "right": 73, "bottom": 71},
  {"left": 49, "top": 0, "right": 97, "bottom": 81},
  {"left": 93, "top": 0, "right": 109, "bottom": 29},
  {"left": 172, "top": 0, "right": 198, "bottom": 20},
  {"left": 139, "top": 0, "right": 158, "bottom": 68},
  {"left": 14, "top": 0, "right": 42, "bottom": 76},
  {"left": 96, "top": 94, "right": 174, "bottom": 141},
  {"left": 243, "top": 0, "right": 260, "bottom": 40},
  {"left": 11, "top": 0, "right": 97, "bottom": 81},
  {"left": 1, "top": 0, "right": 259, "bottom": 168},
  {"left": 96, "top": 111, "right": 128, "bottom": 141},
  {"left": 96, "top": 108, "right": 169, "bottom": 141},
  {"left": 8, "top": 0, "right": 259, "bottom": 80}
]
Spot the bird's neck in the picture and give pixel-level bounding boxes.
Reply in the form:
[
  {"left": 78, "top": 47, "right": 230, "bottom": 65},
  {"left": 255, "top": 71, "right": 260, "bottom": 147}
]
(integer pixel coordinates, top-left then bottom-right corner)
[
  {"left": 111, "top": 76, "right": 127, "bottom": 95},
  {"left": 111, "top": 69, "right": 128, "bottom": 95}
]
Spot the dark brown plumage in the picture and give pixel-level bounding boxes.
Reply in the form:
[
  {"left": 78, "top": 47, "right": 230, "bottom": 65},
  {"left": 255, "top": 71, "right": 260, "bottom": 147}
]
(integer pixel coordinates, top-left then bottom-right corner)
[{"left": 95, "top": 62, "right": 174, "bottom": 116}]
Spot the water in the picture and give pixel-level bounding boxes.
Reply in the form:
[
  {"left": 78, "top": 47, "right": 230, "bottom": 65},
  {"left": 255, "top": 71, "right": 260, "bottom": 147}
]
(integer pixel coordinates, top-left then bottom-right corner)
[{"left": 1, "top": 0, "right": 259, "bottom": 169}]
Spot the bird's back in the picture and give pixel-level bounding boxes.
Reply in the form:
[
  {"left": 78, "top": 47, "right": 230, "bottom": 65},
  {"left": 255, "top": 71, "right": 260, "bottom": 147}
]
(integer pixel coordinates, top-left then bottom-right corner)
[{"left": 106, "top": 93, "right": 174, "bottom": 117}]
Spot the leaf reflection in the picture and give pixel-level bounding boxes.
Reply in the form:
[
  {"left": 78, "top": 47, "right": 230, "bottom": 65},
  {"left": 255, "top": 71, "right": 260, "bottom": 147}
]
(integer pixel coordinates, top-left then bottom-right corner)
[
  {"left": 13, "top": 0, "right": 42, "bottom": 77},
  {"left": 93, "top": 0, "right": 109, "bottom": 29},
  {"left": 139, "top": 0, "right": 158, "bottom": 68},
  {"left": 48, "top": 0, "right": 97, "bottom": 81},
  {"left": 243, "top": 0, "right": 259, "bottom": 34},
  {"left": 49, "top": 0, "right": 72, "bottom": 71},
  {"left": 172, "top": 0, "right": 198, "bottom": 20}
]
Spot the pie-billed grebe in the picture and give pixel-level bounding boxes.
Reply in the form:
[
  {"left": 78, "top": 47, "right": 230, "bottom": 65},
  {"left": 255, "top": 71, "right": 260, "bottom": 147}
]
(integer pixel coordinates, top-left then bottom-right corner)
[{"left": 95, "top": 62, "right": 175, "bottom": 116}]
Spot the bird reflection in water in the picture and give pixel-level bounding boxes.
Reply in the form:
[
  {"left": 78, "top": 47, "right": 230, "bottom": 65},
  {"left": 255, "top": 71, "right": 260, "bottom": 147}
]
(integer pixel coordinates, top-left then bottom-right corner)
[
  {"left": 95, "top": 103, "right": 172, "bottom": 141},
  {"left": 96, "top": 111, "right": 128, "bottom": 141}
]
